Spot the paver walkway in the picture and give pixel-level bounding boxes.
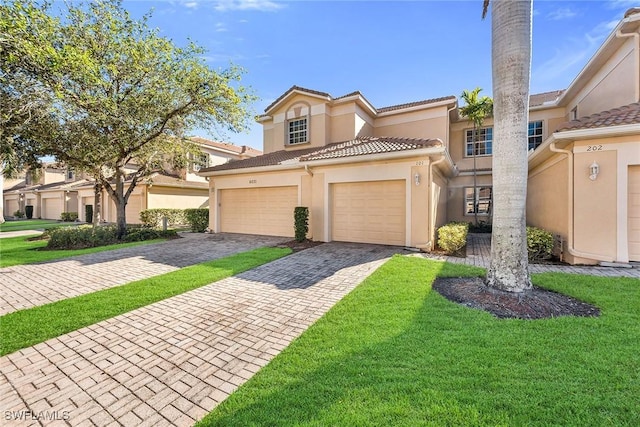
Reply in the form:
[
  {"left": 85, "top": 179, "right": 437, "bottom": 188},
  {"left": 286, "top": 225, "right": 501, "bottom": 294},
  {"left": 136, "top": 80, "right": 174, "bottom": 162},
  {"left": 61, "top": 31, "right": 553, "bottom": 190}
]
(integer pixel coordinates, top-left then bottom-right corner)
[
  {"left": 0, "top": 233, "right": 286, "bottom": 315},
  {"left": 0, "top": 230, "right": 43, "bottom": 239},
  {"left": 0, "top": 242, "right": 400, "bottom": 426},
  {"left": 421, "top": 233, "right": 640, "bottom": 278}
]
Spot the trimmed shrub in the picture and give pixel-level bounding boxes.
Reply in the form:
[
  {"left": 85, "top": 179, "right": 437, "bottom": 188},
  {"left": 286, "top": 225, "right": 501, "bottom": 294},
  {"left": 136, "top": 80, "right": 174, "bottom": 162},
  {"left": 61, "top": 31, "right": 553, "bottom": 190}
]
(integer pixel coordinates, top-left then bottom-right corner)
[
  {"left": 294, "top": 206, "right": 309, "bottom": 242},
  {"left": 46, "top": 224, "right": 176, "bottom": 249},
  {"left": 85, "top": 205, "right": 93, "bottom": 223},
  {"left": 13, "top": 210, "right": 25, "bottom": 218},
  {"left": 527, "top": 226, "right": 554, "bottom": 262},
  {"left": 25, "top": 205, "right": 34, "bottom": 219},
  {"left": 468, "top": 220, "right": 492, "bottom": 233},
  {"left": 184, "top": 208, "right": 209, "bottom": 232},
  {"left": 61, "top": 212, "right": 78, "bottom": 222},
  {"left": 47, "top": 225, "right": 117, "bottom": 249},
  {"left": 437, "top": 222, "right": 469, "bottom": 255},
  {"left": 139, "top": 208, "right": 186, "bottom": 228},
  {"left": 124, "top": 226, "right": 177, "bottom": 242}
]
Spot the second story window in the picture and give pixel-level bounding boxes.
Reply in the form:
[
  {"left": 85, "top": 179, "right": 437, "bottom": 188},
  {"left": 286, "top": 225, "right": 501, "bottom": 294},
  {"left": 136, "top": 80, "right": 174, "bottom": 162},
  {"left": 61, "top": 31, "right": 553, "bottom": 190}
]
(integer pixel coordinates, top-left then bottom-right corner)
[
  {"left": 528, "top": 121, "right": 543, "bottom": 151},
  {"left": 66, "top": 169, "right": 75, "bottom": 180},
  {"left": 190, "top": 153, "right": 209, "bottom": 172},
  {"left": 465, "top": 127, "right": 493, "bottom": 156},
  {"left": 288, "top": 118, "right": 308, "bottom": 145}
]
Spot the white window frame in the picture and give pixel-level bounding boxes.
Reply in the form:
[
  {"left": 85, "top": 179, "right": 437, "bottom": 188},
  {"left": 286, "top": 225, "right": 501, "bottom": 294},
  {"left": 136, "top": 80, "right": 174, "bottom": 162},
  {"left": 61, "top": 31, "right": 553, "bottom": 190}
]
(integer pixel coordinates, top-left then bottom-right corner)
[
  {"left": 190, "top": 153, "right": 209, "bottom": 172},
  {"left": 465, "top": 127, "right": 493, "bottom": 157},
  {"left": 528, "top": 121, "right": 543, "bottom": 151},
  {"left": 287, "top": 117, "right": 308, "bottom": 145},
  {"left": 464, "top": 186, "right": 492, "bottom": 216}
]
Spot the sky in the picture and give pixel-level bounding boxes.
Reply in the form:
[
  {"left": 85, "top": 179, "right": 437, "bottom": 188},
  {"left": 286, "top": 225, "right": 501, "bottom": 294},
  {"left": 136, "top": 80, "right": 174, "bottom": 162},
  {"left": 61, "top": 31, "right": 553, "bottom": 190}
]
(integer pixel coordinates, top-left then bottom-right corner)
[{"left": 114, "top": 0, "right": 636, "bottom": 149}]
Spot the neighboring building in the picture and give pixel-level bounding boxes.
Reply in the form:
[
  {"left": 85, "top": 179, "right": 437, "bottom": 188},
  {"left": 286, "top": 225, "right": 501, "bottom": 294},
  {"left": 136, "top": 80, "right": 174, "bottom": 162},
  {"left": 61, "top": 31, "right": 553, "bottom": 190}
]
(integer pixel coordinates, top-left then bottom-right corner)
[
  {"left": 199, "top": 8, "right": 640, "bottom": 265},
  {"left": 3, "top": 137, "right": 261, "bottom": 223}
]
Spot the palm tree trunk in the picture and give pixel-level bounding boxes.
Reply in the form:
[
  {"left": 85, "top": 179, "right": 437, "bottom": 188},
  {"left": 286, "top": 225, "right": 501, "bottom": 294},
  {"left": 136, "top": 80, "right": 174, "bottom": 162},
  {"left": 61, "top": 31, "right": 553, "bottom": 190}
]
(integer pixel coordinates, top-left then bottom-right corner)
[{"left": 486, "top": 0, "right": 532, "bottom": 292}]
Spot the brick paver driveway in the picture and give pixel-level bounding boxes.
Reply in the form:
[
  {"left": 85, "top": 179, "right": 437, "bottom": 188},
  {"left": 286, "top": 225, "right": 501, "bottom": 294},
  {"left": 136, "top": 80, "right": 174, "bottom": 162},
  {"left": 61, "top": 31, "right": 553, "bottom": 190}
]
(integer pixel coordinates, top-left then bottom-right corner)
[
  {"left": 1, "top": 241, "right": 401, "bottom": 426},
  {"left": 0, "top": 233, "right": 286, "bottom": 315}
]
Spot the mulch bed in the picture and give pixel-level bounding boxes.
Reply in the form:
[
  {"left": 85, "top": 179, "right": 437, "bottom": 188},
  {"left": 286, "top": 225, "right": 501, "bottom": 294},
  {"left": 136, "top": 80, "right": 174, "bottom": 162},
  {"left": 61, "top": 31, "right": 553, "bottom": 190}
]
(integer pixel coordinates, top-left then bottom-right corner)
[
  {"left": 433, "top": 277, "right": 600, "bottom": 319},
  {"left": 275, "top": 239, "right": 324, "bottom": 253}
]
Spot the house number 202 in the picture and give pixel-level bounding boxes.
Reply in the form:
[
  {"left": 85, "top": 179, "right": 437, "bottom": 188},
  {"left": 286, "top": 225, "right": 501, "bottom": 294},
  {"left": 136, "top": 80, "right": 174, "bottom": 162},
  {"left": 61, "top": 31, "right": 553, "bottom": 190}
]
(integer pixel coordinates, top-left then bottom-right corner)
[{"left": 586, "top": 145, "right": 603, "bottom": 151}]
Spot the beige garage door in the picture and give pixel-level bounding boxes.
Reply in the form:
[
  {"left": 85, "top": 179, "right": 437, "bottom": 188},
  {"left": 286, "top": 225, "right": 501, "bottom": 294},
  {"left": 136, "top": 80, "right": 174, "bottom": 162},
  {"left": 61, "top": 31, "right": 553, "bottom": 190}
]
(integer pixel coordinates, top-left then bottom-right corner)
[
  {"left": 332, "top": 180, "right": 406, "bottom": 246},
  {"left": 126, "top": 195, "right": 142, "bottom": 224},
  {"left": 42, "top": 198, "right": 62, "bottom": 220},
  {"left": 220, "top": 186, "right": 297, "bottom": 237},
  {"left": 6, "top": 199, "right": 19, "bottom": 216},
  {"left": 629, "top": 166, "right": 640, "bottom": 262}
]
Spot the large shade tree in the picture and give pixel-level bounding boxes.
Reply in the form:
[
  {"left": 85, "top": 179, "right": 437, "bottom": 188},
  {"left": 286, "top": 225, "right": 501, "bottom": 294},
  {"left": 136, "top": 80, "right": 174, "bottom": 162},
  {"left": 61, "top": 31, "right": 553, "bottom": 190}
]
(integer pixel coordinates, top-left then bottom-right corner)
[
  {"left": 1, "top": 0, "right": 255, "bottom": 236},
  {"left": 459, "top": 87, "right": 493, "bottom": 226},
  {"left": 484, "top": 0, "right": 533, "bottom": 292}
]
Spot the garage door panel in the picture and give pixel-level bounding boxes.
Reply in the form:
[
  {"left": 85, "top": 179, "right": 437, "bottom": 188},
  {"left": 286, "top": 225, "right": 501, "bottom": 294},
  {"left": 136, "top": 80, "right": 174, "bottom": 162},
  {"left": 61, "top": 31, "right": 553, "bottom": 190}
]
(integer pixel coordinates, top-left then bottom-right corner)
[
  {"left": 42, "top": 199, "right": 63, "bottom": 220},
  {"left": 220, "top": 186, "right": 297, "bottom": 237},
  {"left": 332, "top": 180, "right": 406, "bottom": 246}
]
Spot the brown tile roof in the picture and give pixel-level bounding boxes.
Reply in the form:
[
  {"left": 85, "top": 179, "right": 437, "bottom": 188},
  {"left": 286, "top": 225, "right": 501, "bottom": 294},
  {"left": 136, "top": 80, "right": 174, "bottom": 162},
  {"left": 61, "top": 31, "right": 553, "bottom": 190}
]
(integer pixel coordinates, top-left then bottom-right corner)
[
  {"left": 263, "top": 86, "right": 456, "bottom": 115},
  {"left": 555, "top": 102, "right": 640, "bottom": 132},
  {"left": 189, "top": 137, "right": 262, "bottom": 156},
  {"left": 203, "top": 136, "right": 442, "bottom": 172},
  {"left": 377, "top": 96, "right": 457, "bottom": 113},
  {"left": 529, "top": 90, "right": 564, "bottom": 107},
  {"left": 299, "top": 136, "right": 442, "bottom": 161},
  {"left": 201, "top": 146, "right": 320, "bottom": 172},
  {"left": 264, "top": 85, "right": 331, "bottom": 112}
]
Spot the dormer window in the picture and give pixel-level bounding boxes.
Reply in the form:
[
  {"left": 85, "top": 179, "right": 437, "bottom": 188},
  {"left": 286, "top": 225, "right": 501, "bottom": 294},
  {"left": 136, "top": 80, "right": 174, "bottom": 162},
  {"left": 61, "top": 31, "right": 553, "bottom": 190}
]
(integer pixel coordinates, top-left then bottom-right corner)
[
  {"left": 66, "top": 169, "right": 75, "bottom": 180},
  {"left": 288, "top": 118, "right": 308, "bottom": 145}
]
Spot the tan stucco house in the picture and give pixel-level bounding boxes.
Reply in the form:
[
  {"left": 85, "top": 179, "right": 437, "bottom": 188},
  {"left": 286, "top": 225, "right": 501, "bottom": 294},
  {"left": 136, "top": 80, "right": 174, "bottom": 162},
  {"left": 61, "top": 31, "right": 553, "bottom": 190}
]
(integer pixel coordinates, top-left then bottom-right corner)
[
  {"left": 3, "top": 137, "right": 261, "bottom": 223},
  {"left": 200, "top": 8, "right": 640, "bottom": 266}
]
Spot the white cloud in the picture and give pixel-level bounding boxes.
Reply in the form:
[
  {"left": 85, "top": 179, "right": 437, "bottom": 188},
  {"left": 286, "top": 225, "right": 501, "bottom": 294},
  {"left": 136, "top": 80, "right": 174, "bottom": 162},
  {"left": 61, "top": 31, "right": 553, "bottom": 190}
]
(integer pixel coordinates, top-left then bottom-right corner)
[
  {"left": 215, "top": 22, "right": 228, "bottom": 32},
  {"left": 201, "top": 53, "right": 246, "bottom": 64},
  {"left": 214, "top": 0, "right": 284, "bottom": 12},
  {"left": 533, "top": 19, "right": 619, "bottom": 86},
  {"left": 605, "top": 0, "right": 639, "bottom": 11},
  {"left": 546, "top": 7, "right": 577, "bottom": 21},
  {"left": 183, "top": 1, "right": 199, "bottom": 9}
]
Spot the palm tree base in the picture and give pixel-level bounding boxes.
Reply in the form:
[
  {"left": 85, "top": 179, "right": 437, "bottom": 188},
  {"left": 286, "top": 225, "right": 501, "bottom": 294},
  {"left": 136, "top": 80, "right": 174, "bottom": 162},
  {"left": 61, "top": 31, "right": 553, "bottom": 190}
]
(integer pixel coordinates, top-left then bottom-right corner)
[{"left": 433, "top": 277, "right": 599, "bottom": 319}]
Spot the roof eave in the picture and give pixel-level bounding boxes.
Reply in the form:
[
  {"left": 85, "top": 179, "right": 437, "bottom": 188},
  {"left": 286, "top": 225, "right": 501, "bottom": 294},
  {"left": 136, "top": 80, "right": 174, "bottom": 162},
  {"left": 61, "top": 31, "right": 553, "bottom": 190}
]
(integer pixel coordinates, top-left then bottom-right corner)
[
  {"left": 264, "top": 88, "right": 332, "bottom": 115},
  {"left": 557, "top": 14, "right": 640, "bottom": 106},
  {"left": 201, "top": 145, "right": 450, "bottom": 177},
  {"left": 553, "top": 123, "right": 640, "bottom": 140},
  {"left": 377, "top": 98, "right": 457, "bottom": 117}
]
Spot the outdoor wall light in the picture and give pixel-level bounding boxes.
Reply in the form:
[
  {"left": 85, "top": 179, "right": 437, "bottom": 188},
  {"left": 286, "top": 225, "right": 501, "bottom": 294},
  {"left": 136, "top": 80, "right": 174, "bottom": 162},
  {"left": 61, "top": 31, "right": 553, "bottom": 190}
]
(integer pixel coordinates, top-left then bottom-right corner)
[
  {"left": 414, "top": 173, "right": 421, "bottom": 186},
  {"left": 589, "top": 161, "right": 600, "bottom": 181}
]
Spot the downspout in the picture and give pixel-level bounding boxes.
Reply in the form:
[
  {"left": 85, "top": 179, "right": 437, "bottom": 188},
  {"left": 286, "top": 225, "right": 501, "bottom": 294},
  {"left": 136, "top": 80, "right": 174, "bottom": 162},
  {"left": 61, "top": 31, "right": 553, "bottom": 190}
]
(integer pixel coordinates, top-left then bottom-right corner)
[
  {"left": 445, "top": 104, "right": 457, "bottom": 152},
  {"left": 416, "top": 153, "right": 447, "bottom": 251},
  {"left": 616, "top": 28, "right": 640, "bottom": 102},
  {"left": 549, "top": 141, "right": 615, "bottom": 262},
  {"left": 304, "top": 164, "right": 313, "bottom": 177}
]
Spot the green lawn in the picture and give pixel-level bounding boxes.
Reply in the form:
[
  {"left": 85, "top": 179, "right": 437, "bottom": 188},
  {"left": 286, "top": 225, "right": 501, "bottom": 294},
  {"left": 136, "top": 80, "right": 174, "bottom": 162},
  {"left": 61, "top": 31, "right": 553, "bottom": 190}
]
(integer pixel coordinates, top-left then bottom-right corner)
[
  {"left": 197, "top": 256, "right": 639, "bottom": 427},
  {"left": 0, "top": 235, "right": 165, "bottom": 268},
  {"left": 0, "top": 246, "right": 291, "bottom": 355},
  {"left": 0, "top": 219, "right": 75, "bottom": 232}
]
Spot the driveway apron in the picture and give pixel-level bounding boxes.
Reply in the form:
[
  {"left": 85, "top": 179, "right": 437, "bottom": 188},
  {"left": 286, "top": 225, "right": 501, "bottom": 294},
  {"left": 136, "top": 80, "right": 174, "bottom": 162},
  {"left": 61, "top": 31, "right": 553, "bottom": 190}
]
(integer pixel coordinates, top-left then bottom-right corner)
[
  {"left": 0, "top": 242, "right": 400, "bottom": 426},
  {"left": 0, "top": 233, "right": 286, "bottom": 315}
]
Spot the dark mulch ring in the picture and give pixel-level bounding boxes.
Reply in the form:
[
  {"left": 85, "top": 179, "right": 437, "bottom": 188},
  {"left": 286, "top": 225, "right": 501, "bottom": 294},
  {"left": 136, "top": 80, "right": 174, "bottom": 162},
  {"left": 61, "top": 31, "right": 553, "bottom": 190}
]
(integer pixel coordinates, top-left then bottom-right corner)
[
  {"left": 276, "top": 239, "right": 324, "bottom": 253},
  {"left": 433, "top": 277, "right": 600, "bottom": 319}
]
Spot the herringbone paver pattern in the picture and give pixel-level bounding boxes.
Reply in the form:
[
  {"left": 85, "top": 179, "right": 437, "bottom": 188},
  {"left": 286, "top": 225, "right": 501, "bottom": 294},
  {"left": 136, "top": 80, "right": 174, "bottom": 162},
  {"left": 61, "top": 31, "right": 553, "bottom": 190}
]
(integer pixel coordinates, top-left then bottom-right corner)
[
  {"left": 0, "top": 233, "right": 286, "bottom": 315},
  {"left": 1, "top": 242, "right": 400, "bottom": 426}
]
